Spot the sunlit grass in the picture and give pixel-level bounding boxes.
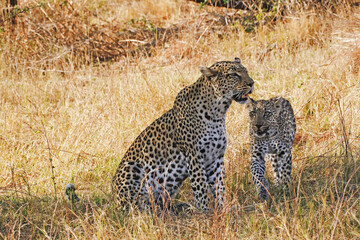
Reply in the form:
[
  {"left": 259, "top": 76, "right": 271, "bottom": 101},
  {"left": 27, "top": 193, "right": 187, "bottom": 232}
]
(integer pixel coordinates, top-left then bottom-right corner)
[{"left": 0, "top": 0, "right": 360, "bottom": 239}]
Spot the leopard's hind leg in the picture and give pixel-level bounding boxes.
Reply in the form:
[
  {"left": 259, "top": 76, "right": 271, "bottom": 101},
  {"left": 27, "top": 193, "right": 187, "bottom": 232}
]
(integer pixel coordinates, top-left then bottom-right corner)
[{"left": 112, "top": 161, "right": 149, "bottom": 210}]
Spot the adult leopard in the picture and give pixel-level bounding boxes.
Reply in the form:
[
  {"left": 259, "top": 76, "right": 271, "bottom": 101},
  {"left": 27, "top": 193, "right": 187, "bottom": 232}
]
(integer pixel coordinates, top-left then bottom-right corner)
[
  {"left": 112, "top": 58, "right": 254, "bottom": 211},
  {"left": 247, "top": 97, "right": 296, "bottom": 201}
]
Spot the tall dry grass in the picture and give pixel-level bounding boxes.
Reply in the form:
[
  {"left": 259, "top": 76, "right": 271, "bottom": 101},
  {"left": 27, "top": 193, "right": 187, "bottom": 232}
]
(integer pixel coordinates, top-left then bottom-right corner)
[{"left": 1, "top": 0, "right": 360, "bottom": 239}]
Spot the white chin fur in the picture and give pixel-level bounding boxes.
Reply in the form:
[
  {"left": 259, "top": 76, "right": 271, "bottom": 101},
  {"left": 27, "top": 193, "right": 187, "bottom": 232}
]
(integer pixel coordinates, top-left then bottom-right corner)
[
  {"left": 235, "top": 98, "right": 249, "bottom": 104},
  {"left": 254, "top": 133, "right": 266, "bottom": 138}
]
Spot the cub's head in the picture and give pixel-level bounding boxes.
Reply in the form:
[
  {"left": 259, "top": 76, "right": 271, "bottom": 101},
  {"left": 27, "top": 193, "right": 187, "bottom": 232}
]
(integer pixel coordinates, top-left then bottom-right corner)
[
  {"left": 247, "top": 97, "right": 287, "bottom": 139},
  {"left": 200, "top": 57, "right": 254, "bottom": 104}
]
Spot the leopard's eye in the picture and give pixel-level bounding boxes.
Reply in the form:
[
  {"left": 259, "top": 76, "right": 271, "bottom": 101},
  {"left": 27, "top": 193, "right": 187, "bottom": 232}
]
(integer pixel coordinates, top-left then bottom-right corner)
[{"left": 227, "top": 73, "right": 241, "bottom": 80}]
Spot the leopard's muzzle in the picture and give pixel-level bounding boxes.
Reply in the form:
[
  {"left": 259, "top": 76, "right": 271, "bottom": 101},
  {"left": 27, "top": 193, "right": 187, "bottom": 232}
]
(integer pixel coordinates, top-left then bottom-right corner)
[{"left": 233, "top": 86, "right": 253, "bottom": 104}]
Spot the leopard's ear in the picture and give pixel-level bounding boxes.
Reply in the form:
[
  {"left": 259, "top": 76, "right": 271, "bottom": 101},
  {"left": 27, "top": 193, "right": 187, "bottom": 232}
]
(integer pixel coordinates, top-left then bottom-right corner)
[
  {"left": 200, "top": 66, "right": 218, "bottom": 80},
  {"left": 234, "top": 57, "right": 241, "bottom": 64}
]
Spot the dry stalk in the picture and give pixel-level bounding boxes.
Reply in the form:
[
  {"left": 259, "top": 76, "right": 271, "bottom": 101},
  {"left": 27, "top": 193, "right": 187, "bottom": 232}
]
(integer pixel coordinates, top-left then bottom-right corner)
[
  {"left": 337, "top": 99, "right": 354, "bottom": 164},
  {"left": 27, "top": 98, "right": 57, "bottom": 199},
  {"left": 330, "top": 164, "right": 360, "bottom": 240}
]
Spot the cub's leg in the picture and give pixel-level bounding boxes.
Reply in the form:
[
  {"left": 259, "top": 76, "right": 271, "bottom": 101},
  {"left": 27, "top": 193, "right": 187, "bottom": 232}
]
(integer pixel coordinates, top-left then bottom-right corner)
[
  {"left": 250, "top": 147, "right": 269, "bottom": 201},
  {"left": 279, "top": 150, "right": 292, "bottom": 185},
  {"left": 267, "top": 153, "right": 282, "bottom": 187}
]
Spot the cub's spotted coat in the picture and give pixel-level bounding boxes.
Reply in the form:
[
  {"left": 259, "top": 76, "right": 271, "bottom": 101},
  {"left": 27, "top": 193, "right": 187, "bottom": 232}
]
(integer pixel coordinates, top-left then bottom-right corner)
[{"left": 247, "top": 97, "right": 296, "bottom": 201}]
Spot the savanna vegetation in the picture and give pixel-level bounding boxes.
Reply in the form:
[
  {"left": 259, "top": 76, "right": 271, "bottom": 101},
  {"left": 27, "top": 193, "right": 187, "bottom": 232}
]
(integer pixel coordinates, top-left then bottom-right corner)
[{"left": 0, "top": 0, "right": 360, "bottom": 239}]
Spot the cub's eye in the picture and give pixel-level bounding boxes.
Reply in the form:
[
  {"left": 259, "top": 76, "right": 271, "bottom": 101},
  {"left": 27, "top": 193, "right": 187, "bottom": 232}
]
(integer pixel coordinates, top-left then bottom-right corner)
[
  {"left": 249, "top": 111, "right": 256, "bottom": 117},
  {"left": 264, "top": 111, "right": 272, "bottom": 117}
]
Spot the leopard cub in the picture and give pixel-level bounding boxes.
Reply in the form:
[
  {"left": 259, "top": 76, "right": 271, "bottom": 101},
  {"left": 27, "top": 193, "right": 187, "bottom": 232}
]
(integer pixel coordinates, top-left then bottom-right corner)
[{"left": 247, "top": 97, "right": 296, "bottom": 201}]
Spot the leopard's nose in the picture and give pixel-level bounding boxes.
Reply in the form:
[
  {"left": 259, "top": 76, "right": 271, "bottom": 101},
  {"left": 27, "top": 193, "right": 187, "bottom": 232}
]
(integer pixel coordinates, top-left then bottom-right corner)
[{"left": 247, "top": 78, "right": 254, "bottom": 87}]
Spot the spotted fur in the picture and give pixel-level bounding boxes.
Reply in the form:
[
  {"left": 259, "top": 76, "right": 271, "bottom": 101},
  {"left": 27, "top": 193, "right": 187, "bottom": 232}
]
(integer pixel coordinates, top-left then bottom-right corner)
[
  {"left": 247, "top": 97, "right": 296, "bottom": 201},
  {"left": 112, "top": 58, "right": 254, "bottom": 211}
]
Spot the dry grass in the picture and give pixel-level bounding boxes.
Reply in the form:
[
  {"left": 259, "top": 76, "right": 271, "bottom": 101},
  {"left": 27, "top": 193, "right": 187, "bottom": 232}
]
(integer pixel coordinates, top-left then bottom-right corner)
[{"left": 1, "top": 0, "right": 360, "bottom": 239}]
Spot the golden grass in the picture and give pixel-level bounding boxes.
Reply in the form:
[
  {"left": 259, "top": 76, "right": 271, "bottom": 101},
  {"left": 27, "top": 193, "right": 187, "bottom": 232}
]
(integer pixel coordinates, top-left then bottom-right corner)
[{"left": 1, "top": 0, "right": 360, "bottom": 239}]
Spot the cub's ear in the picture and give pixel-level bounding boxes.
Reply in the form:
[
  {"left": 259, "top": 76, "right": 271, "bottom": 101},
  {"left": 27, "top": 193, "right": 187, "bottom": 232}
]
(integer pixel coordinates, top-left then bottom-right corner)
[
  {"left": 246, "top": 97, "right": 256, "bottom": 109},
  {"left": 273, "top": 97, "right": 286, "bottom": 114},
  {"left": 200, "top": 66, "right": 218, "bottom": 80},
  {"left": 234, "top": 57, "right": 241, "bottom": 63}
]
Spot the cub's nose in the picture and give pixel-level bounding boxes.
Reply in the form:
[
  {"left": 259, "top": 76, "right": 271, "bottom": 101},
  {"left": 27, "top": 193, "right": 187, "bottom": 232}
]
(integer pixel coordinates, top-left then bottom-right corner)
[
  {"left": 260, "top": 126, "right": 268, "bottom": 132},
  {"left": 255, "top": 124, "right": 262, "bottom": 131},
  {"left": 255, "top": 125, "right": 268, "bottom": 132}
]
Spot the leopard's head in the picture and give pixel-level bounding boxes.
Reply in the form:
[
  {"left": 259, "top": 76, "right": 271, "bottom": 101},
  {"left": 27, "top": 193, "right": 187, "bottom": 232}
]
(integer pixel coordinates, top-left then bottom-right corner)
[
  {"left": 200, "top": 57, "right": 254, "bottom": 104},
  {"left": 247, "top": 97, "right": 286, "bottom": 139}
]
